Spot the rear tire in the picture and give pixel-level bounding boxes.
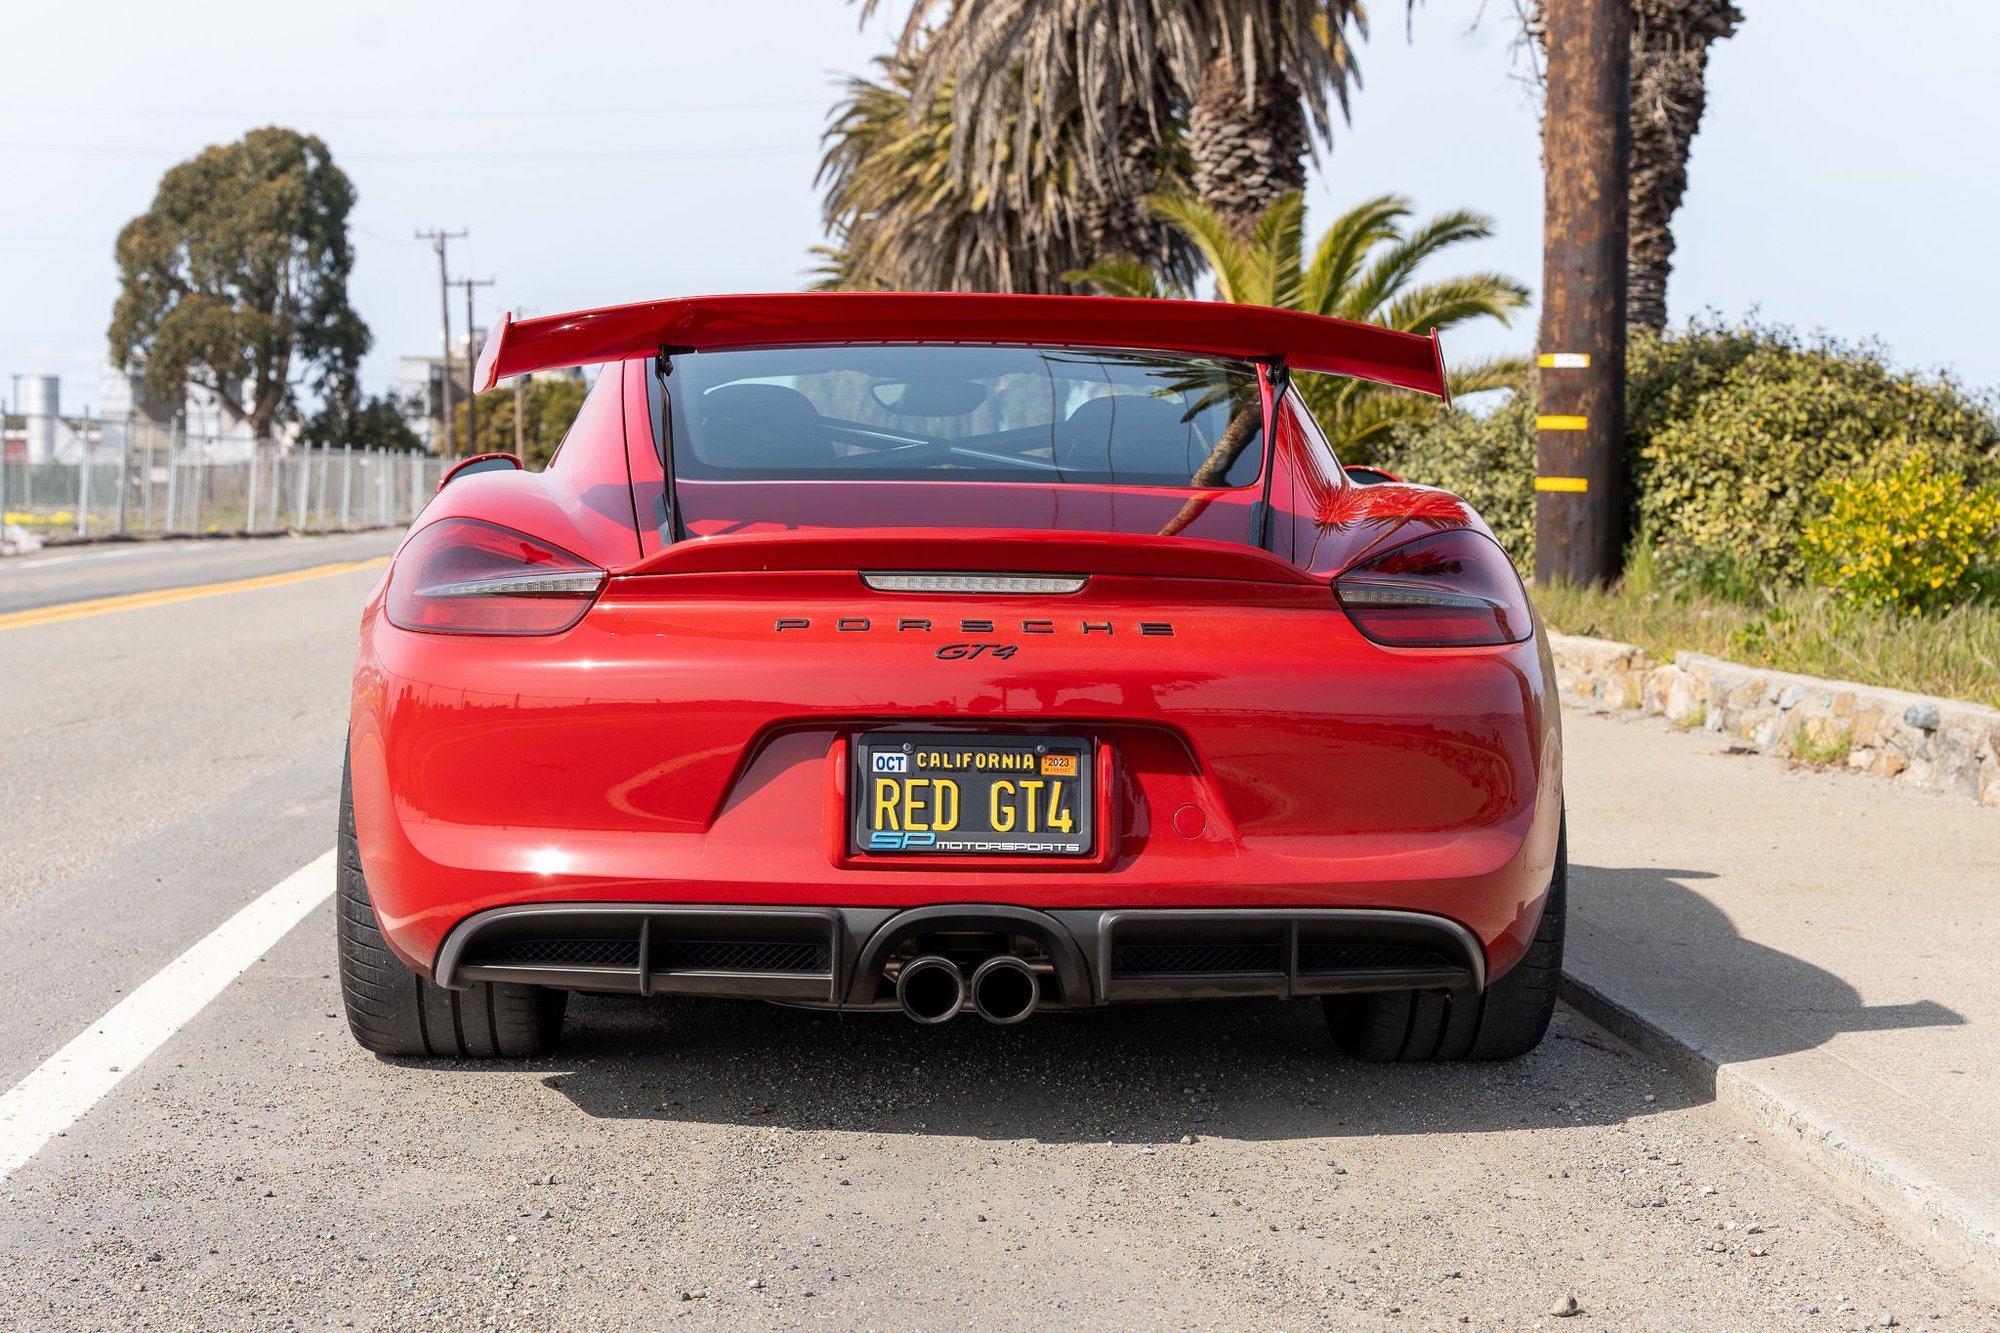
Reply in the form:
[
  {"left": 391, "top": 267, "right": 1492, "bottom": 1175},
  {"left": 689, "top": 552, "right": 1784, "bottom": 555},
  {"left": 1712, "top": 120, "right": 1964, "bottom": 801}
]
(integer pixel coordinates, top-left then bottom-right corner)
[
  {"left": 1323, "top": 813, "right": 1566, "bottom": 1062},
  {"left": 337, "top": 747, "right": 566, "bottom": 1058}
]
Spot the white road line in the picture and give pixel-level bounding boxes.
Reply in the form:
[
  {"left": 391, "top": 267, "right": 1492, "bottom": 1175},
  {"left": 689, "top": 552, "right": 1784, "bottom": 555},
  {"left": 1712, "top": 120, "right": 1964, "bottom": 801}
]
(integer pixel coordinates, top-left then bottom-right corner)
[{"left": 0, "top": 849, "right": 335, "bottom": 1181}]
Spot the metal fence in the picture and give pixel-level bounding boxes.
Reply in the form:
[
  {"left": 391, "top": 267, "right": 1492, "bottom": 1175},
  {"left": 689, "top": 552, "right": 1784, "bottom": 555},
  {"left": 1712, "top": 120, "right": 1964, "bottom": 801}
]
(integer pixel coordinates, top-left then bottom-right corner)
[{"left": 1, "top": 418, "right": 447, "bottom": 540}]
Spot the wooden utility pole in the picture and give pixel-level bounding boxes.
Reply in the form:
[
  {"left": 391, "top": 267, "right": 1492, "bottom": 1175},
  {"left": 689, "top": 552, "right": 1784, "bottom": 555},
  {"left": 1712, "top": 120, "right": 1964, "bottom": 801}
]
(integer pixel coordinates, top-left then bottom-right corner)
[
  {"left": 1535, "top": 0, "right": 1631, "bottom": 587},
  {"left": 415, "top": 228, "right": 466, "bottom": 454},
  {"left": 451, "top": 276, "right": 496, "bottom": 455}
]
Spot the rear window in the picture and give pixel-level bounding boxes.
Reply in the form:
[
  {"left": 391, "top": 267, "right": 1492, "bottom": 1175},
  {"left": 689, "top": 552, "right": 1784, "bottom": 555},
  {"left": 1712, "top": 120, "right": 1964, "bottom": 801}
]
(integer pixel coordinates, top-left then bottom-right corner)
[{"left": 664, "top": 345, "right": 1264, "bottom": 489}]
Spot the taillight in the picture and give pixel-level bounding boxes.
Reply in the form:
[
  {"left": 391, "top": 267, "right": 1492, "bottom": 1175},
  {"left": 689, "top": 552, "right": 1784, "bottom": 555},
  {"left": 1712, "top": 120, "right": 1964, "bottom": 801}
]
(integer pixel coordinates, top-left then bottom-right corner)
[
  {"left": 385, "top": 518, "right": 605, "bottom": 636},
  {"left": 1334, "top": 529, "right": 1532, "bottom": 648}
]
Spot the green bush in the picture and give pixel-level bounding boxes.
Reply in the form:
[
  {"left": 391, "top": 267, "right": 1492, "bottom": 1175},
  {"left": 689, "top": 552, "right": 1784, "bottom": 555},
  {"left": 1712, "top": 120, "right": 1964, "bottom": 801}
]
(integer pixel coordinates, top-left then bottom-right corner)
[
  {"left": 1636, "top": 329, "right": 2000, "bottom": 587},
  {"left": 1375, "top": 377, "right": 1536, "bottom": 567},
  {"left": 1371, "top": 318, "right": 2000, "bottom": 596},
  {"left": 1799, "top": 453, "right": 2000, "bottom": 612}
]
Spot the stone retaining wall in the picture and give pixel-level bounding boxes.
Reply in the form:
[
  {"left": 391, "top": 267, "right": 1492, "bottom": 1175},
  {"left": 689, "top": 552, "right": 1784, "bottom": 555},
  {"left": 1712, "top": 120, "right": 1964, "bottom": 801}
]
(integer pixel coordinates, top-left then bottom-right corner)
[{"left": 1548, "top": 632, "right": 2000, "bottom": 808}]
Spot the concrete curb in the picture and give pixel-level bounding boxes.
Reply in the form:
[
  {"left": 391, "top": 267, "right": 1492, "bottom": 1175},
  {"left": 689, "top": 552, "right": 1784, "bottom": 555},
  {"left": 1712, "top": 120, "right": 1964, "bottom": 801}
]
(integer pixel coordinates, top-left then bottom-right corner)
[{"left": 1559, "top": 972, "right": 2000, "bottom": 1287}]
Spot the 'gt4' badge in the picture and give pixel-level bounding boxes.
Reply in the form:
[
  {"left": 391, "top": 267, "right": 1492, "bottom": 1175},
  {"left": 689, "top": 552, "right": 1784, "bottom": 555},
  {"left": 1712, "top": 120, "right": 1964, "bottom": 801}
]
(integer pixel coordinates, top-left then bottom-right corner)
[{"left": 935, "top": 643, "right": 1018, "bottom": 660}]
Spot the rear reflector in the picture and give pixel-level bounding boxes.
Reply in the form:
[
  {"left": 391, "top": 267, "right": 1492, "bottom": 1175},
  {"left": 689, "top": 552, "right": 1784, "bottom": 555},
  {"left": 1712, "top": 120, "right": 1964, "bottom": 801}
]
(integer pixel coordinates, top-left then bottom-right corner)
[
  {"left": 861, "top": 573, "right": 1088, "bottom": 595},
  {"left": 1333, "top": 529, "right": 1532, "bottom": 648},
  {"left": 385, "top": 518, "right": 605, "bottom": 635}
]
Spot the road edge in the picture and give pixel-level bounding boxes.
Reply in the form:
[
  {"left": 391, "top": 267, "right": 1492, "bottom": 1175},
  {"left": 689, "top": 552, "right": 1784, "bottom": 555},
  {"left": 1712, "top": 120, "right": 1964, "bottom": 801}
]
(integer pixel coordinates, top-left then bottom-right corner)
[{"left": 1559, "top": 972, "right": 2000, "bottom": 1290}]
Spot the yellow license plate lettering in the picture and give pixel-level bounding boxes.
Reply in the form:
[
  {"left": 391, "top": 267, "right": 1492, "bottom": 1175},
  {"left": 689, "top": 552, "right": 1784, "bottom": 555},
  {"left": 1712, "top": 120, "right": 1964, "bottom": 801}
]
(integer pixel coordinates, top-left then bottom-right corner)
[
  {"left": 902, "top": 778, "right": 931, "bottom": 831},
  {"left": 932, "top": 778, "right": 960, "bottom": 832},
  {"left": 1046, "top": 781, "right": 1074, "bottom": 834},
  {"left": 1018, "top": 779, "right": 1044, "bottom": 833},
  {"left": 990, "top": 780, "right": 1016, "bottom": 832},
  {"left": 873, "top": 777, "right": 901, "bottom": 831}
]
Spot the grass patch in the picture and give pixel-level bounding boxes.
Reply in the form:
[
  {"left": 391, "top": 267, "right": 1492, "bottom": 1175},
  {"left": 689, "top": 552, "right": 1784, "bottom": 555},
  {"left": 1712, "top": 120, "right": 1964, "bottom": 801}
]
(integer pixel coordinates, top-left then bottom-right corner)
[
  {"left": 1534, "top": 580, "right": 2000, "bottom": 711},
  {"left": 1791, "top": 722, "right": 1854, "bottom": 767},
  {"left": 1670, "top": 704, "right": 1708, "bottom": 731}
]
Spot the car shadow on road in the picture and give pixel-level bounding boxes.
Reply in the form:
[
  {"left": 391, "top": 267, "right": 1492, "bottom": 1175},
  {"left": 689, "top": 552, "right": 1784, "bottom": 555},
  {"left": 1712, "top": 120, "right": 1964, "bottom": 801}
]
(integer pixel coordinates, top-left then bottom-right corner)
[
  {"left": 1569, "top": 863, "right": 1964, "bottom": 1067},
  {"left": 530, "top": 993, "right": 1693, "bottom": 1143}
]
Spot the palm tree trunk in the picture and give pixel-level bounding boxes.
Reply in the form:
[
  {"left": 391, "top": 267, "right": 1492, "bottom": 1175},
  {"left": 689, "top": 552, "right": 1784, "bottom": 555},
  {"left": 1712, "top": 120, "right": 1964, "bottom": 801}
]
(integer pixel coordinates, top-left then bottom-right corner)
[
  {"left": 1626, "top": 0, "right": 1742, "bottom": 331},
  {"left": 1078, "top": 113, "right": 1198, "bottom": 289},
  {"left": 1188, "top": 54, "right": 1308, "bottom": 239}
]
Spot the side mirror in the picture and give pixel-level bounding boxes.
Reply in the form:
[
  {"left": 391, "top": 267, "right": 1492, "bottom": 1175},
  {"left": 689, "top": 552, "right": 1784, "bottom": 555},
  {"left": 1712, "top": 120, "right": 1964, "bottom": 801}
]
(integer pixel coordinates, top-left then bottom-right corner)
[
  {"left": 437, "top": 452, "right": 523, "bottom": 493},
  {"left": 1343, "top": 464, "right": 1403, "bottom": 487}
]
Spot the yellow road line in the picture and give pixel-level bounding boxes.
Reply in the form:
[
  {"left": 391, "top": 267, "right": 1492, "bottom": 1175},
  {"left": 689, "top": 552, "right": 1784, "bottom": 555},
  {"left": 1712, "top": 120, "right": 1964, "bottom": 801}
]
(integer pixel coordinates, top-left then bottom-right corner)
[{"left": 0, "top": 557, "right": 389, "bottom": 633}]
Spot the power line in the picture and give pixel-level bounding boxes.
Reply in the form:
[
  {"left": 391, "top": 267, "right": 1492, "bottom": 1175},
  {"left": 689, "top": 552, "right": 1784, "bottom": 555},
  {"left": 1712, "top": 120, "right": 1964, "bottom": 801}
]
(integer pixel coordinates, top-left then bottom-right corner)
[
  {"left": 0, "top": 97, "right": 830, "bottom": 121},
  {"left": 0, "top": 141, "right": 815, "bottom": 164}
]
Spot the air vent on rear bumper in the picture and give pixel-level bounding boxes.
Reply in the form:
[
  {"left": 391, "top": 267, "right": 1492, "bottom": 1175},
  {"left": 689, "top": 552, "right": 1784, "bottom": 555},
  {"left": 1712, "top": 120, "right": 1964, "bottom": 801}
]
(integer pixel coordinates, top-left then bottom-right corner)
[
  {"left": 1098, "top": 910, "right": 1478, "bottom": 1002},
  {"left": 443, "top": 907, "right": 842, "bottom": 1003}
]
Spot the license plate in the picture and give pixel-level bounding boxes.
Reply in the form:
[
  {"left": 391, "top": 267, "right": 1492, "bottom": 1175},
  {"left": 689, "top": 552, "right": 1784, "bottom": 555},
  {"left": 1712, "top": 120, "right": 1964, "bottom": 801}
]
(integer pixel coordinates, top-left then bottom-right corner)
[{"left": 852, "top": 732, "right": 1093, "bottom": 857}]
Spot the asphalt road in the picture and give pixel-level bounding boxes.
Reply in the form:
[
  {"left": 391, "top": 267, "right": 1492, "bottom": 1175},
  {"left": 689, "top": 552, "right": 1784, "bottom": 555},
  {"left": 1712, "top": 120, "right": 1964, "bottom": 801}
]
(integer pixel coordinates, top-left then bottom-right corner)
[{"left": 0, "top": 535, "right": 1991, "bottom": 1330}]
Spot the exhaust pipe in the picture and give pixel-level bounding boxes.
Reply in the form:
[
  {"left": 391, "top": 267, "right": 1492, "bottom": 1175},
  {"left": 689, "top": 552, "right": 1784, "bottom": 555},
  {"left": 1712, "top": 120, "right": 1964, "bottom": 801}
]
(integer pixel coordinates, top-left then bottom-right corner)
[
  {"left": 970, "top": 956, "right": 1040, "bottom": 1025},
  {"left": 896, "top": 955, "right": 965, "bottom": 1024}
]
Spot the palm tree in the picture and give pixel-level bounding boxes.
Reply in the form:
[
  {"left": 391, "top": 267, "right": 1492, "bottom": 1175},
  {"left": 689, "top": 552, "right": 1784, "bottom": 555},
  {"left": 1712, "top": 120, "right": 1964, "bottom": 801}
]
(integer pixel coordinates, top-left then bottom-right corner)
[
  {"left": 859, "top": 0, "right": 1368, "bottom": 240},
  {"left": 1526, "top": 0, "right": 1743, "bottom": 331},
  {"left": 1070, "top": 191, "right": 1531, "bottom": 460},
  {"left": 814, "top": 53, "right": 1195, "bottom": 292},
  {"left": 1626, "top": 0, "right": 1741, "bottom": 331}
]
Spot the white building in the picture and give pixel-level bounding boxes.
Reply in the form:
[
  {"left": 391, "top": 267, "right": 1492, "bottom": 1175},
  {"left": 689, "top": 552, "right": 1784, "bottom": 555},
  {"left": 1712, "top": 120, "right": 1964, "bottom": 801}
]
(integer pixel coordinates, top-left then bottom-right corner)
[{"left": 97, "top": 363, "right": 287, "bottom": 462}]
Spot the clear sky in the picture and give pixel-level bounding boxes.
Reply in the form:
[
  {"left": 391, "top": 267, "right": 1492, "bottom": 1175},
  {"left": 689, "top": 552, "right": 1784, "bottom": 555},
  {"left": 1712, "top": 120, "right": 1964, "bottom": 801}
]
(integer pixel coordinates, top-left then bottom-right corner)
[{"left": 3, "top": 1, "right": 1995, "bottom": 416}]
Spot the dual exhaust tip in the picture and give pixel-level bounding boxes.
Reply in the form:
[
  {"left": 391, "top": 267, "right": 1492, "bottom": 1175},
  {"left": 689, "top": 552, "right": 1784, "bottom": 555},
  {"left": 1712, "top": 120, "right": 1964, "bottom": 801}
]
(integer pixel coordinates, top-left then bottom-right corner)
[{"left": 896, "top": 955, "right": 1039, "bottom": 1025}]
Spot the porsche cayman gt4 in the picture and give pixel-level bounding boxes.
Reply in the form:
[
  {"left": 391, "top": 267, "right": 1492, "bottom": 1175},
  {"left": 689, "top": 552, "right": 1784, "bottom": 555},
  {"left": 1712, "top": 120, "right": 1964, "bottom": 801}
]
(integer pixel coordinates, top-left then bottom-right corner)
[{"left": 338, "top": 292, "right": 1564, "bottom": 1061}]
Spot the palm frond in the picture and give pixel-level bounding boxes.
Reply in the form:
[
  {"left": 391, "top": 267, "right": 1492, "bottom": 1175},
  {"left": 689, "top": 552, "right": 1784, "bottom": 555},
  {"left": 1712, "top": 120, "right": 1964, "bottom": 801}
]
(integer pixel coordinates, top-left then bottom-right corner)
[
  {"left": 1064, "top": 257, "right": 1179, "bottom": 299},
  {"left": 1340, "top": 208, "right": 1499, "bottom": 322},
  {"left": 1380, "top": 272, "right": 1532, "bottom": 337},
  {"left": 1149, "top": 191, "right": 1257, "bottom": 304},
  {"left": 1438, "top": 354, "right": 1532, "bottom": 400},
  {"left": 1301, "top": 193, "right": 1409, "bottom": 316},
  {"left": 1248, "top": 189, "right": 1308, "bottom": 310}
]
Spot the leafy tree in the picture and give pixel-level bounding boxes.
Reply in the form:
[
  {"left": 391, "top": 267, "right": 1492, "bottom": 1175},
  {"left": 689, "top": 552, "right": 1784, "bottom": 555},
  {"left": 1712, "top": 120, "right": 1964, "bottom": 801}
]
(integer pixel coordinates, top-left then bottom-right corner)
[
  {"left": 862, "top": 0, "right": 1368, "bottom": 240},
  {"left": 108, "top": 127, "right": 369, "bottom": 439},
  {"left": 1070, "top": 191, "right": 1530, "bottom": 459},
  {"left": 302, "top": 391, "right": 422, "bottom": 452},
  {"left": 815, "top": 53, "right": 1194, "bottom": 293},
  {"left": 453, "top": 376, "right": 588, "bottom": 469}
]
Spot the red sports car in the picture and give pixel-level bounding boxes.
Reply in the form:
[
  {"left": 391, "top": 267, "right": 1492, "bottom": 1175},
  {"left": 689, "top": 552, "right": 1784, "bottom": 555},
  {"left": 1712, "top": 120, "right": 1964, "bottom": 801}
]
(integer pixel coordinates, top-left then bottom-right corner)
[{"left": 339, "top": 293, "right": 1564, "bottom": 1062}]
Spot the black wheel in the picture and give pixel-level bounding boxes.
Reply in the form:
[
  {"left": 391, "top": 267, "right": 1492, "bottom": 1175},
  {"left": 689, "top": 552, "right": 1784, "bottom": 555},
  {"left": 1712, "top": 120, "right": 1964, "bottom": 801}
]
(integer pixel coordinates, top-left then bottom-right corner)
[
  {"left": 1324, "top": 812, "right": 1566, "bottom": 1062},
  {"left": 337, "top": 747, "right": 566, "bottom": 1058}
]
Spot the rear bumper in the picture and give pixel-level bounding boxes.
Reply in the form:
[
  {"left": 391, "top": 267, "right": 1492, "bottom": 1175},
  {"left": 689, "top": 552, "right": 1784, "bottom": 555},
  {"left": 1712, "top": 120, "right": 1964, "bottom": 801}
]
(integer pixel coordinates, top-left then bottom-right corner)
[{"left": 435, "top": 902, "right": 1488, "bottom": 1009}]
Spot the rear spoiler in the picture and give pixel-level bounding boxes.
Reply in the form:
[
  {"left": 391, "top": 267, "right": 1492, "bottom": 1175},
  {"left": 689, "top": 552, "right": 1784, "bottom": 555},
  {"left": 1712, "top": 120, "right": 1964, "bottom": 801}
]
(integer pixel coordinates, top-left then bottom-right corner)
[{"left": 473, "top": 292, "right": 1450, "bottom": 401}]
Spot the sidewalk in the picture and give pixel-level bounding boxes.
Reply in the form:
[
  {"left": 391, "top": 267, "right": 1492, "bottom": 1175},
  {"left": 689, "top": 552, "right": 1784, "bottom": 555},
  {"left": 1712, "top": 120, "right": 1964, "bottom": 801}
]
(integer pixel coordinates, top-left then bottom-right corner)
[{"left": 1560, "top": 707, "right": 2000, "bottom": 1278}]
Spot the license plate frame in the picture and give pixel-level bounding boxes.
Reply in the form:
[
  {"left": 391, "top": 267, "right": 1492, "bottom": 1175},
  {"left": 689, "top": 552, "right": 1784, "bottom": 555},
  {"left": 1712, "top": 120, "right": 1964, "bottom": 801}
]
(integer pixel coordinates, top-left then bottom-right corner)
[{"left": 851, "top": 732, "right": 1095, "bottom": 858}]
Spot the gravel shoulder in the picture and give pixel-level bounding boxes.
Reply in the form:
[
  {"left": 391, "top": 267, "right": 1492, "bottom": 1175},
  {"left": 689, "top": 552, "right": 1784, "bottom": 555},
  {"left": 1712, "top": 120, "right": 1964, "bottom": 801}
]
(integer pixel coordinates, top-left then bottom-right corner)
[{"left": 1, "top": 911, "right": 1991, "bottom": 1331}]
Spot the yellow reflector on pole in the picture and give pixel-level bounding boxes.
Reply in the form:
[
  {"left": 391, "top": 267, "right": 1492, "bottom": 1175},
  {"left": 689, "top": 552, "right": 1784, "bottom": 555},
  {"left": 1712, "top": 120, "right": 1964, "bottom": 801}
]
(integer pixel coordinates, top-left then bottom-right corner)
[
  {"left": 1534, "top": 476, "right": 1590, "bottom": 493},
  {"left": 1536, "top": 414, "right": 1589, "bottom": 431}
]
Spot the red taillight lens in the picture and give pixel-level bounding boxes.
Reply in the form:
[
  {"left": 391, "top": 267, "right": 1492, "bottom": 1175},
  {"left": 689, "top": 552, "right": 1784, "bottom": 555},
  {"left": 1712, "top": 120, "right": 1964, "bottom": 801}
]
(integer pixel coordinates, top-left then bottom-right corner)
[
  {"left": 1334, "top": 529, "right": 1533, "bottom": 648},
  {"left": 385, "top": 518, "right": 605, "bottom": 636}
]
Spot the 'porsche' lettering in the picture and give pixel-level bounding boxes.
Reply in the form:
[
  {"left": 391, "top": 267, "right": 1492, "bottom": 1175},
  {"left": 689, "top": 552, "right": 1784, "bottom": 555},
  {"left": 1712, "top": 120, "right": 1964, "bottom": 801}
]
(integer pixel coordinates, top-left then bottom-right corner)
[{"left": 771, "top": 617, "right": 1174, "bottom": 640}]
